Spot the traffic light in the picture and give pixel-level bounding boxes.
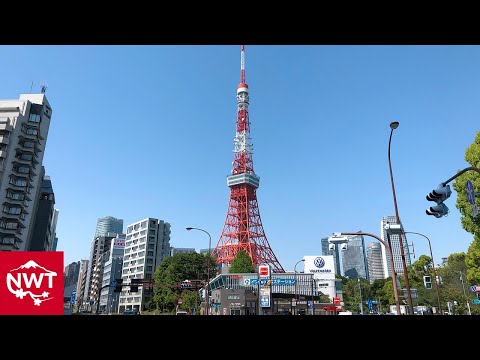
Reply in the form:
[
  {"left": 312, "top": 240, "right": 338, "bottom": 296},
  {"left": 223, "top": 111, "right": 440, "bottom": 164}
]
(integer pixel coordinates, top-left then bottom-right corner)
[
  {"left": 426, "top": 184, "right": 452, "bottom": 218},
  {"left": 130, "top": 278, "right": 140, "bottom": 292},
  {"left": 423, "top": 275, "right": 432, "bottom": 289},
  {"left": 114, "top": 279, "right": 123, "bottom": 292}
]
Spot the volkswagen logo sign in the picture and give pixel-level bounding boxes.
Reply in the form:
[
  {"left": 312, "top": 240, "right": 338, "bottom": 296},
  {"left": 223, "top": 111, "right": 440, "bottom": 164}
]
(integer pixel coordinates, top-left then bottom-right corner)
[{"left": 314, "top": 257, "right": 325, "bottom": 268}]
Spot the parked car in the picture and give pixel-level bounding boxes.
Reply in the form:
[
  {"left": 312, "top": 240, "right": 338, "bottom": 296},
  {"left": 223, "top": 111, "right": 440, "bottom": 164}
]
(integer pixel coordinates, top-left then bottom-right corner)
[
  {"left": 123, "top": 309, "right": 139, "bottom": 315},
  {"left": 175, "top": 310, "right": 189, "bottom": 315}
]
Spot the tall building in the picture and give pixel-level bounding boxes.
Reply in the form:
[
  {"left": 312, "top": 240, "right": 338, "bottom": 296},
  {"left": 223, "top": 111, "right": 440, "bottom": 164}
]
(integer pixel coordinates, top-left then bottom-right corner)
[
  {"left": 49, "top": 208, "right": 59, "bottom": 250},
  {"left": 380, "top": 216, "right": 411, "bottom": 278},
  {"left": 119, "top": 218, "right": 171, "bottom": 313},
  {"left": 85, "top": 233, "right": 116, "bottom": 306},
  {"left": 367, "top": 242, "right": 385, "bottom": 283},
  {"left": 213, "top": 45, "right": 284, "bottom": 273},
  {"left": 99, "top": 234, "right": 125, "bottom": 314},
  {"left": 28, "top": 170, "right": 58, "bottom": 251},
  {"left": 95, "top": 216, "right": 123, "bottom": 237},
  {"left": 323, "top": 235, "right": 368, "bottom": 280},
  {"left": 76, "top": 259, "right": 89, "bottom": 309},
  {"left": 0, "top": 93, "right": 53, "bottom": 251},
  {"left": 64, "top": 261, "right": 80, "bottom": 298},
  {"left": 321, "top": 237, "right": 341, "bottom": 275},
  {"left": 340, "top": 234, "right": 368, "bottom": 280}
]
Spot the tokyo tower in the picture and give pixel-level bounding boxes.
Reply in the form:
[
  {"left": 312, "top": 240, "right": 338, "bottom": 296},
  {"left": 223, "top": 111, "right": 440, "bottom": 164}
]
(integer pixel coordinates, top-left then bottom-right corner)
[{"left": 212, "top": 45, "right": 285, "bottom": 273}]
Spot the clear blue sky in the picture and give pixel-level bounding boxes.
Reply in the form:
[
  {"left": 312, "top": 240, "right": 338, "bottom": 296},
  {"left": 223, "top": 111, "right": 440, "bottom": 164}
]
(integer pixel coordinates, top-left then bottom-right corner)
[{"left": 0, "top": 45, "right": 478, "bottom": 272}]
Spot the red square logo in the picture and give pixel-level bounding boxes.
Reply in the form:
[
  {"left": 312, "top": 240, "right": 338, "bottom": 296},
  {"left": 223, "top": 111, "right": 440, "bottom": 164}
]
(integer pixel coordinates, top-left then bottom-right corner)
[
  {"left": 259, "top": 265, "right": 269, "bottom": 277},
  {"left": 0, "top": 252, "right": 64, "bottom": 315}
]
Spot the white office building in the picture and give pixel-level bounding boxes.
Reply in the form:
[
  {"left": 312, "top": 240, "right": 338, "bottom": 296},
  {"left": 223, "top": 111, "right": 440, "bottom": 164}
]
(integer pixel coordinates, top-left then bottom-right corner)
[
  {"left": 367, "top": 242, "right": 385, "bottom": 283},
  {"left": 119, "top": 217, "right": 171, "bottom": 313}
]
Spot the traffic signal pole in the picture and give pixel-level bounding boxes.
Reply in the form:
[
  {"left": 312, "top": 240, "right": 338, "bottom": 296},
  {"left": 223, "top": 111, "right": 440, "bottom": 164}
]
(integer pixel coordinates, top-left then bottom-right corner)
[{"left": 439, "top": 166, "right": 480, "bottom": 186}]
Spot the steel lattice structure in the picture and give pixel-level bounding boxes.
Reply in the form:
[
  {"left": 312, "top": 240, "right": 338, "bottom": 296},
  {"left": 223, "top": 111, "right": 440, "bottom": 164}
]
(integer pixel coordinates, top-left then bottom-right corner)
[{"left": 212, "top": 45, "right": 284, "bottom": 273}]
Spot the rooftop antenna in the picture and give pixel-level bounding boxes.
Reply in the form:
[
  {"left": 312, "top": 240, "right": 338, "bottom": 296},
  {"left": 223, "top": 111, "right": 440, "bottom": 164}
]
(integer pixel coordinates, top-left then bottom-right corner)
[
  {"left": 30, "top": 81, "right": 34, "bottom": 93},
  {"left": 40, "top": 81, "right": 48, "bottom": 94}
]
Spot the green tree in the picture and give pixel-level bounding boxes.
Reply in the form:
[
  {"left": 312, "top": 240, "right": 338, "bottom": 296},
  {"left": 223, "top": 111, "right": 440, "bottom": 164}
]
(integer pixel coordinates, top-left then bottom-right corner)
[
  {"left": 229, "top": 249, "right": 255, "bottom": 273},
  {"left": 153, "top": 252, "right": 216, "bottom": 313},
  {"left": 452, "top": 130, "right": 480, "bottom": 284}
]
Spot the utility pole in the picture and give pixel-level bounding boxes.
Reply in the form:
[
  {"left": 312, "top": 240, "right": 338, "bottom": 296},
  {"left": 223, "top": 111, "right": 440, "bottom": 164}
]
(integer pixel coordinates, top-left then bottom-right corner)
[{"left": 358, "top": 278, "right": 363, "bottom": 315}]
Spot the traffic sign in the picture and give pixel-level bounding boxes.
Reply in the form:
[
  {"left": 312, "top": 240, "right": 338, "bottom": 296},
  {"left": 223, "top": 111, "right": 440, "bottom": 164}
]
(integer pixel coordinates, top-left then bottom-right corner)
[
  {"left": 472, "top": 299, "right": 480, "bottom": 305},
  {"left": 70, "top": 290, "right": 77, "bottom": 305},
  {"left": 471, "top": 285, "right": 478, "bottom": 292},
  {"left": 466, "top": 180, "right": 476, "bottom": 205}
]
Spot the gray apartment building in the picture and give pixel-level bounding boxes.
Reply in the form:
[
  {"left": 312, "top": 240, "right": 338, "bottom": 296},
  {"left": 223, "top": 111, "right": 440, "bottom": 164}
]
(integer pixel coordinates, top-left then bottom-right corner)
[
  {"left": 99, "top": 234, "right": 125, "bottom": 314},
  {"left": 0, "top": 93, "right": 53, "bottom": 250}
]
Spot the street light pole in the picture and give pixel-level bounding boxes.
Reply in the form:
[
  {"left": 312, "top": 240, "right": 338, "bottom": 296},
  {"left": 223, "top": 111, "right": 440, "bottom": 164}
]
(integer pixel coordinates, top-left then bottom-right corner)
[
  {"left": 339, "top": 232, "right": 401, "bottom": 315},
  {"left": 357, "top": 278, "right": 363, "bottom": 315},
  {"left": 186, "top": 227, "right": 212, "bottom": 315},
  {"left": 456, "top": 271, "right": 472, "bottom": 315},
  {"left": 294, "top": 259, "right": 305, "bottom": 315},
  {"left": 404, "top": 232, "right": 442, "bottom": 315},
  {"left": 388, "top": 121, "right": 414, "bottom": 315}
]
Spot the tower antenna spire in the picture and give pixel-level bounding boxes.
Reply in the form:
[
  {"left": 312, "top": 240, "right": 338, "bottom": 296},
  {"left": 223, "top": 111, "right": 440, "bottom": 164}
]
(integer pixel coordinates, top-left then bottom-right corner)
[{"left": 240, "top": 45, "right": 246, "bottom": 84}]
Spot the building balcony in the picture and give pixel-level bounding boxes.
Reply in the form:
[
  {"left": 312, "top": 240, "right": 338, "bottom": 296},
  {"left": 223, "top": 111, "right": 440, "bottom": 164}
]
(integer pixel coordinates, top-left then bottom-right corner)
[
  {"left": 0, "top": 122, "right": 13, "bottom": 132},
  {"left": 0, "top": 136, "right": 10, "bottom": 145}
]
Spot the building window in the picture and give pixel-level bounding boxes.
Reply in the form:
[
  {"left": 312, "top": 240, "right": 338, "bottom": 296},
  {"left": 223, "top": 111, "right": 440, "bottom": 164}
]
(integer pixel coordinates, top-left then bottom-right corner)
[
  {"left": 28, "top": 114, "right": 41, "bottom": 123},
  {"left": 0, "top": 220, "right": 19, "bottom": 230},
  {"left": 9, "top": 176, "right": 27, "bottom": 187},
  {"left": 147, "top": 251, "right": 154, "bottom": 257},
  {"left": 2, "top": 205, "right": 22, "bottom": 215},
  {"left": 6, "top": 191, "right": 26, "bottom": 201},
  {"left": 146, "top": 258, "right": 153, "bottom": 264},
  {"left": 146, "top": 266, "right": 152, "bottom": 272}
]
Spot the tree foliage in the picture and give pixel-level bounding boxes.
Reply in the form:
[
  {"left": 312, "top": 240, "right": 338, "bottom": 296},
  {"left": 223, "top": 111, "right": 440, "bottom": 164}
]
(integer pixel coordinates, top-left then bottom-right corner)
[
  {"left": 453, "top": 131, "right": 480, "bottom": 285},
  {"left": 153, "top": 252, "right": 216, "bottom": 313},
  {"left": 229, "top": 249, "right": 255, "bottom": 273}
]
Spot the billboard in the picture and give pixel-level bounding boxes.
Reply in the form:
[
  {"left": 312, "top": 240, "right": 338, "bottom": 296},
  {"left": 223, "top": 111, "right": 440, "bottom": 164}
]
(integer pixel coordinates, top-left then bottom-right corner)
[
  {"left": 304, "top": 255, "right": 335, "bottom": 280},
  {"left": 260, "top": 288, "right": 271, "bottom": 307}
]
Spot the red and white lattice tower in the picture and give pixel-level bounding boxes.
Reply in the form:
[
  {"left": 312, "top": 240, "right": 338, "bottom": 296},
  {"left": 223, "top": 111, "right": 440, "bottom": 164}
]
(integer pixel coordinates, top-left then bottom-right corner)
[{"left": 212, "top": 45, "right": 284, "bottom": 273}]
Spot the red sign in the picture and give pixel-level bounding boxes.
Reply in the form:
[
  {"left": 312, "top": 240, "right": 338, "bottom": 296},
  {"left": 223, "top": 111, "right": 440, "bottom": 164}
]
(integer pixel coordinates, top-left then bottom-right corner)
[
  {"left": 259, "top": 265, "right": 270, "bottom": 278},
  {"left": 0, "top": 252, "right": 64, "bottom": 315},
  {"left": 333, "top": 297, "right": 341, "bottom": 305},
  {"left": 229, "top": 275, "right": 242, "bottom": 279}
]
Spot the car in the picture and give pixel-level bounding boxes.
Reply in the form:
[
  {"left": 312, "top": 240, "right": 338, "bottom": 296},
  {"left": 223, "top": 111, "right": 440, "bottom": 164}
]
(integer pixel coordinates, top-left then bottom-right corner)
[
  {"left": 123, "top": 309, "right": 139, "bottom": 315},
  {"left": 175, "top": 310, "right": 189, "bottom": 315}
]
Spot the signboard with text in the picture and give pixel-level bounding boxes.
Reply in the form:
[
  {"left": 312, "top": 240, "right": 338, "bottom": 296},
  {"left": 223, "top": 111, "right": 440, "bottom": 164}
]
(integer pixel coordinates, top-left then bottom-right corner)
[{"left": 260, "top": 288, "right": 271, "bottom": 308}]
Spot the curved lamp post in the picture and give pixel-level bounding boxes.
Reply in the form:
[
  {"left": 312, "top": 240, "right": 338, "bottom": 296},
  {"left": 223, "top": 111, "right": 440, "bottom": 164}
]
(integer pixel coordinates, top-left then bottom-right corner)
[
  {"left": 294, "top": 259, "right": 305, "bottom": 315},
  {"left": 339, "top": 232, "right": 401, "bottom": 315},
  {"left": 388, "top": 121, "right": 413, "bottom": 315},
  {"left": 404, "top": 231, "right": 442, "bottom": 315},
  {"left": 186, "top": 227, "right": 212, "bottom": 315}
]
